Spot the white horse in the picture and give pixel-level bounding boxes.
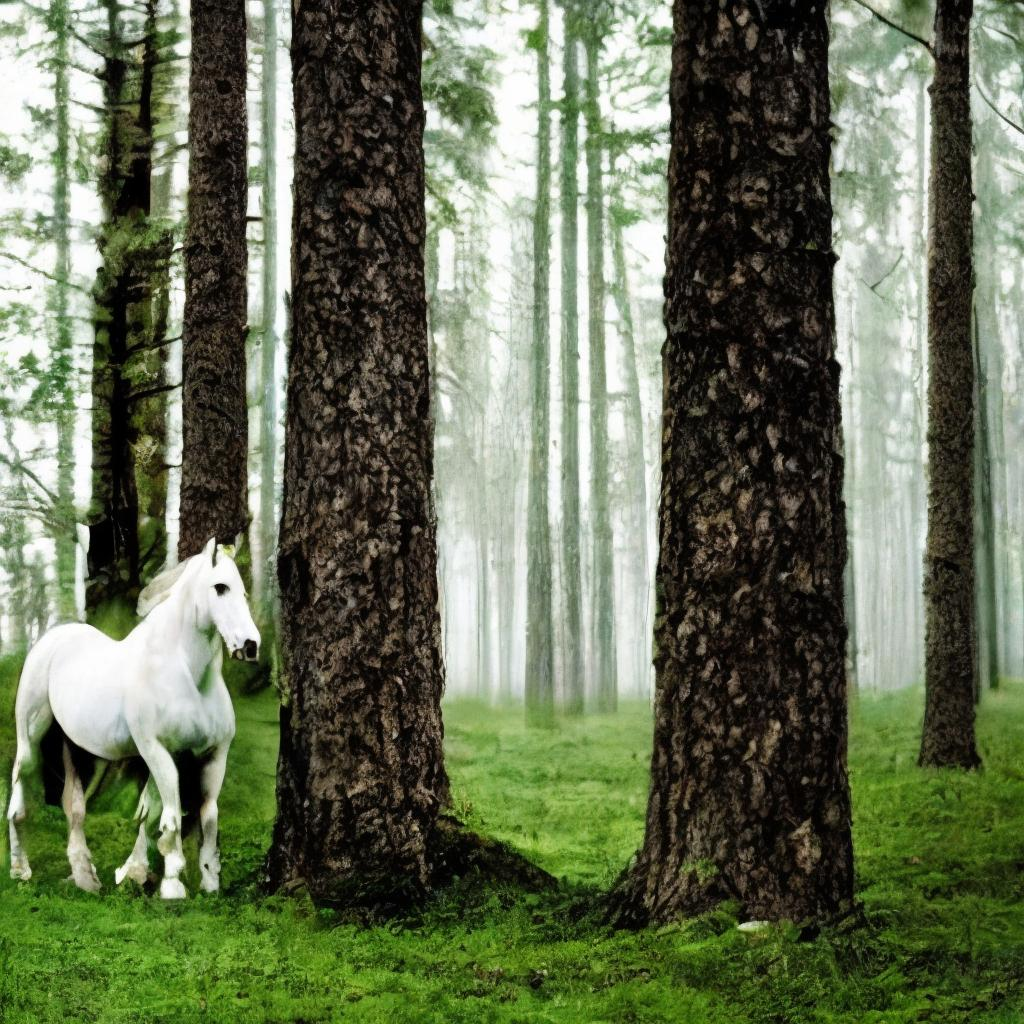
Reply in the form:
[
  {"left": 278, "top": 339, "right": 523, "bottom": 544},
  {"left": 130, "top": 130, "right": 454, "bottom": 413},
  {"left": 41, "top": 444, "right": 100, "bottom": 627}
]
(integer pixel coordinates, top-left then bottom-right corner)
[{"left": 6, "top": 537, "right": 259, "bottom": 899}]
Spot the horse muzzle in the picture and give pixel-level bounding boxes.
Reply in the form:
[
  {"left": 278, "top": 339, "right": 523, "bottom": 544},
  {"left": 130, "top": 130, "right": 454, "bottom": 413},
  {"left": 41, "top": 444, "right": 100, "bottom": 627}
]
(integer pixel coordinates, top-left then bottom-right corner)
[{"left": 232, "top": 640, "right": 259, "bottom": 663}]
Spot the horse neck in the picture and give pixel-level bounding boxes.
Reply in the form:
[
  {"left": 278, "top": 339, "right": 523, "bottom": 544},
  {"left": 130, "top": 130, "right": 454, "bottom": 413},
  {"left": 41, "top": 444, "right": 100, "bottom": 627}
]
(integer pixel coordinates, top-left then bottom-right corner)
[{"left": 144, "top": 576, "right": 221, "bottom": 687}]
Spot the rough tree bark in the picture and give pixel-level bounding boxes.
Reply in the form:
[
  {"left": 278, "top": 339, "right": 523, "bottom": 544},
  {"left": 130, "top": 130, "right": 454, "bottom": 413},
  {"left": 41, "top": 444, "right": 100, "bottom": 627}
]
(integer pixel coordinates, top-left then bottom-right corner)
[
  {"left": 177, "top": 0, "right": 249, "bottom": 559},
  {"left": 526, "top": 0, "right": 556, "bottom": 728},
  {"left": 608, "top": 0, "right": 854, "bottom": 926},
  {"left": 920, "top": 0, "right": 980, "bottom": 769},
  {"left": 265, "top": 0, "right": 548, "bottom": 908},
  {"left": 559, "top": 0, "right": 584, "bottom": 715},
  {"left": 584, "top": 22, "right": 616, "bottom": 712}
]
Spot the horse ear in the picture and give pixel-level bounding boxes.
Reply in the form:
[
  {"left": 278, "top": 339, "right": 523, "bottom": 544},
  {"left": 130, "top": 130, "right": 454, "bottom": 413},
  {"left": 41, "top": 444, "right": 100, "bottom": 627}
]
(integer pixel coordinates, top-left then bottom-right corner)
[{"left": 204, "top": 536, "right": 217, "bottom": 566}]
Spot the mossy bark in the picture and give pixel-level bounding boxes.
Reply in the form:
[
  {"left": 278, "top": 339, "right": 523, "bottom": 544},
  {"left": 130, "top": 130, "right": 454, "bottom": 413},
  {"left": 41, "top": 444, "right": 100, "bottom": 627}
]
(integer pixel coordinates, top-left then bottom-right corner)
[
  {"left": 920, "top": 0, "right": 980, "bottom": 769},
  {"left": 609, "top": 0, "right": 854, "bottom": 926},
  {"left": 177, "top": 0, "right": 249, "bottom": 559}
]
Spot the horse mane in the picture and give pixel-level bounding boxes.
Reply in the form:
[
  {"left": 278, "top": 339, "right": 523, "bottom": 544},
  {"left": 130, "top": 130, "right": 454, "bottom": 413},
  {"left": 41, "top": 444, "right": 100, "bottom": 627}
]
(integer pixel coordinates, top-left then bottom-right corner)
[{"left": 136, "top": 558, "right": 193, "bottom": 617}]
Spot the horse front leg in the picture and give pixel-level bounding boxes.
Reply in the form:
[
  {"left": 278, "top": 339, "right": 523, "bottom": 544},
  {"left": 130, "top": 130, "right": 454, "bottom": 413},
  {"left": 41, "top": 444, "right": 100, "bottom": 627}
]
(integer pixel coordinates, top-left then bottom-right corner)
[
  {"left": 136, "top": 741, "right": 187, "bottom": 900},
  {"left": 198, "top": 744, "right": 229, "bottom": 893}
]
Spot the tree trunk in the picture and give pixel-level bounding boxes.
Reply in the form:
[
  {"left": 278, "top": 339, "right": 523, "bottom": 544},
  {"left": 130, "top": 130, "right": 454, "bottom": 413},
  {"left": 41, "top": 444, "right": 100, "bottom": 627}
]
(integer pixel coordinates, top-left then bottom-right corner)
[
  {"left": 266, "top": 0, "right": 451, "bottom": 906},
  {"left": 257, "top": 0, "right": 280, "bottom": 623},
  {"left": 525, "top": 0, "right": 556, "bottom": 728},
  {"left": 610, "top": 197, "right": 651, "bottom": 698},
  {"left": 178, "top": 0, "right": 249, "bottom": 560},
  {"left": 559, "top": 0, "right": 584, "bottom": 715},
  {"left": 584, "top": 26, "right": 616, "bottom": 713},
  {"left": 609, "top": 0, "right": 853, "bottom": 926},
  {"left": 920, "top": 0, "right": 980, "bottom": 769},
  {"left": 51, "top": 0, "right": 77, "bottom": 622},
  {"left": 87, "top": 0, "right": 152, "bottom": 618}
]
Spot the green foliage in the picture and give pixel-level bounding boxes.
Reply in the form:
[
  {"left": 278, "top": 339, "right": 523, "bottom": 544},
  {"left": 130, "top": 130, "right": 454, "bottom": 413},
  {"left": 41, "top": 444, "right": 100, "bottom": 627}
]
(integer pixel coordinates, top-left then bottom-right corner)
[{"left": 1, "top": 662, "right": 1024, "bottom": 1022}]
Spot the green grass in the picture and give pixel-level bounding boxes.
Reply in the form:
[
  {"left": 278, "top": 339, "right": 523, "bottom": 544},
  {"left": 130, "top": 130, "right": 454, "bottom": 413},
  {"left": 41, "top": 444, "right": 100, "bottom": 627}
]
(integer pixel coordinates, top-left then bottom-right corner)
[{"left": 1, "top": 654, "right": 1024, "bottom": 1023}]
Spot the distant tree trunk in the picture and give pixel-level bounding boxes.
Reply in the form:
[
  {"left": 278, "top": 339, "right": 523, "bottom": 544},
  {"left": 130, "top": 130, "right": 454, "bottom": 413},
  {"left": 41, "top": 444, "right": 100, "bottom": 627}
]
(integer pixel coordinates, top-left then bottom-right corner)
[
  {"left": 87, "top": 0, "right": 150, "bottom": 617},
  {"left": 178, "top": 0, "right": 249, "bottom": 560},
  {"left": 131, "top": 0, "right": 170, "bottom": 576},
  {"left": 266, "top": 0, "right": 450, "bottom": 905},
  {"left": 51, "top": 0, "right": 77, "bottom": 622},
  {"left": 559, "top": 0, "right": 584, "bottom": 715},
  {"left": 920, "top": 0, "right": 980, "bottom": 769},
  {"left": 609, "top": 0, "right": 854, "bottom": 926},
  {"left": 584, "top": 26, "right": 616, "bottom": 712},
  {"left": 257, "top": 0, "right": 280, "bottom": 621},
  {"left": 609, "top": 196, "right": 650, "bottom": 698},
  {"left": 525, "top": 0, "right": 556, "bottom": 728},
  {"left": 973, "top": 130, "right": 1003, "bottom": 693}
]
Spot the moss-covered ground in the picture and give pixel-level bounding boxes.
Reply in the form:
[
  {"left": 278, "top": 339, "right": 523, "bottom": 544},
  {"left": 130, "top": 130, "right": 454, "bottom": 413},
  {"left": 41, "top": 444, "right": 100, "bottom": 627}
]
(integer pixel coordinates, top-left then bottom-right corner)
[{"left": 1, "top": 653, "right": 1023, "bottom": 1023}]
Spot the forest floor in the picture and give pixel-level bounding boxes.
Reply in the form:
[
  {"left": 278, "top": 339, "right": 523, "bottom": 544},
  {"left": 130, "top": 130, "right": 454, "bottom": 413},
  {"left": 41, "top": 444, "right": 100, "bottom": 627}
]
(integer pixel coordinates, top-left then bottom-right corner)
[{"left": 1, "top": 656, "right": 1023, "bottom": 1023}]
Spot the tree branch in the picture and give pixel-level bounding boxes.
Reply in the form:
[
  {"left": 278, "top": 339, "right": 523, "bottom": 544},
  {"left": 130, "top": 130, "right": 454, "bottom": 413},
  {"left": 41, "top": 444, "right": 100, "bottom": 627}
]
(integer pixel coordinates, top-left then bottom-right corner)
[
  {"left": 975, "top": 80, "right": 1024, "bottom": 138},
  {"left": 0, "top": 251, "right": 90, "bottom": 294},
  {"left": 844, "top": 0, "right": 934, "bottom": 55}
]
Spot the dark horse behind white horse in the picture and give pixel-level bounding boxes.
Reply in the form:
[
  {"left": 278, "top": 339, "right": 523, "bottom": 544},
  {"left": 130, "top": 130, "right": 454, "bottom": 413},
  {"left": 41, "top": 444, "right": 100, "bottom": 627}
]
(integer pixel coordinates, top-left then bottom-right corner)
[{"left": 7, "top": 537, "right": 259, "bottom": 898}]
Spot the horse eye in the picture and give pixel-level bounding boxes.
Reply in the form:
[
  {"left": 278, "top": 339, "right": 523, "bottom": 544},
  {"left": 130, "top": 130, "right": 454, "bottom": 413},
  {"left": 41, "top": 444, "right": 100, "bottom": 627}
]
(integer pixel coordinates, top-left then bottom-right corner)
[{"left": 214, "top": 583, "right": 229, "bottom": 596}]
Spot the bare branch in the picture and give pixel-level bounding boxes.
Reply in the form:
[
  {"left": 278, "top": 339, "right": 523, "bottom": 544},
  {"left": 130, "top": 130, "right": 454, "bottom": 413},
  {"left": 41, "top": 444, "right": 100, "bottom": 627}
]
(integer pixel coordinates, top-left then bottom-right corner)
[
  {"left": 975, "top": 80, "right": 1024, "bottom": 138},
  {"left": 844, "top": 0, "right": 934, "bottom": 55}
]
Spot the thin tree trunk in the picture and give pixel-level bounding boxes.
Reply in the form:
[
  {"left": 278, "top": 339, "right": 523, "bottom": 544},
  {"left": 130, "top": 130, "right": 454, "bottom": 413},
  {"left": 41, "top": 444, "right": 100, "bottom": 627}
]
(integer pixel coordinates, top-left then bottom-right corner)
[
  {"left": 920, "top": 0, "right": 980, "bottom": 769},
  {"left": 584, "top": 26, "right": 615, "bottom": 713},
  {"left": 609, "top": 0, "right": 854, "bottom": 926},
  {"left": 257, "top": 0, "right": 279, "bottom": 621},
  {"left": 559, "top": 0, "right": 584, "bottom": 715},
  {"left": 51, "top": 0, "right": 77, "bottom": 622},
  {"left": 525, "top": 0, "right": 556, "bottom": 728},
  {"left": 178, "top": 0, "right": 249, "bottom": 559},
  {"left": 266, "top": 0, "right": 451, "bottom": 904},
  {"left": 610, "top": 195, "right": 650, "bottom": 698},
  {"left": 87, "top": 0, "right": 149, "bottom": 618}
]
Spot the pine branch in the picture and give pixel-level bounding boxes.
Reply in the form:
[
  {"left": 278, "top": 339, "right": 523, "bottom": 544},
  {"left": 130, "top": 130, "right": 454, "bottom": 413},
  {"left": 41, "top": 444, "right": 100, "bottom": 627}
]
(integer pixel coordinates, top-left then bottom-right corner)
[{"left": 0, "top": 251, "right": 90, "bottom": 294}]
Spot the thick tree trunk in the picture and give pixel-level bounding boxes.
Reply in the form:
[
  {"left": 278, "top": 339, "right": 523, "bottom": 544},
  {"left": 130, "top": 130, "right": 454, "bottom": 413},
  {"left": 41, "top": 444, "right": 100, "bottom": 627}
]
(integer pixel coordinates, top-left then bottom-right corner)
[
  {"left": 920, "top": 0, "right": 980, "bottom": 769},
  {"left": 559, "top": 0, "right": 584, "bottom": 715},
  {"left": 525, "top": 0, "right": 556, "bottom": 728},
  {"left": 267, "top": 0, "right": 451, "bottom": 906},
  {"left": 584, "top": 27, "right": 616, "bottom": 713},
  {"left": 609, "top": 0, "right": 853, "bottom": 926},
  {"left": 178, "top": 0, "right": 249, "bottom": 560}
]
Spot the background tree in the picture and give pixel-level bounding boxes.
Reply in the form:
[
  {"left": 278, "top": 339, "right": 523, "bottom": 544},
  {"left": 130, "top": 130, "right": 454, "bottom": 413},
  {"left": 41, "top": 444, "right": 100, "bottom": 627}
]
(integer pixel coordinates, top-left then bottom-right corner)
[
  {"left": 920, "top": 0, "right": 981, "bottom": 769},
  {"left": 177, "top": 0, "right": 248, "bottom": 558}
]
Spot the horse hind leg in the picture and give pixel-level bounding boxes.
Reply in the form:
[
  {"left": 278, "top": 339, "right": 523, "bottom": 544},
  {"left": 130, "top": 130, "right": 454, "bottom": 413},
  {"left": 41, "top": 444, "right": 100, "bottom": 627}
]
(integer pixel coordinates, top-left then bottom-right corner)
[
  {"left": 116, "top": 777, "right": 157, "bottom": 887},
  {"left": 7, "top": 681, "right": 54, "bottom": 881},
  {"left": 62, "top": 742, "right": 101, "bottom": 893}
]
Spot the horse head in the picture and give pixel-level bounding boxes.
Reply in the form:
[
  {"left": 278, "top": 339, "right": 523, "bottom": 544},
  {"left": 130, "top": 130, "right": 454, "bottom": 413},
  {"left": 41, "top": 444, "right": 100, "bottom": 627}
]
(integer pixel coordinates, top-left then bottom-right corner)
[{"left": 198, "top": 536, "right": 261, "bottom": 663}]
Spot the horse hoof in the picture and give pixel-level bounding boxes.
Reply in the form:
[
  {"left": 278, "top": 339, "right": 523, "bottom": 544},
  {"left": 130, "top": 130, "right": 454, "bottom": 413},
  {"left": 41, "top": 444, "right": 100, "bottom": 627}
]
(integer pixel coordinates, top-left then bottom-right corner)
[
  {"left": 69, "top": 870, "right": 102, "bottom": 894},
  {"left": 199, "top": 875, "right": 220, "bottom": 894},
  {"left": 160, "top": 878, "right": 187, "bottom": 900},
  {"left": 116, "top": 863, "right": 149, "bottom": 887},
  {"left": 10, "top": 862, "right": 31, "bottom": 881}
]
